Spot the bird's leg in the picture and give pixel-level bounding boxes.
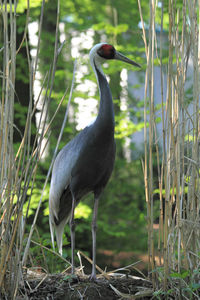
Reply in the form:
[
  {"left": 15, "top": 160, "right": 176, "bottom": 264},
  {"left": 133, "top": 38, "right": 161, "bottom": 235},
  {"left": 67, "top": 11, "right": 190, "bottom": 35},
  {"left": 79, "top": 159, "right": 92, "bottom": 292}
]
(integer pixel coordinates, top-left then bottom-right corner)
[
  {"left": 90, "top": 196, "right": 99, "bottom": 281},
  {"left": 70, "top": 194, "right": 76, "bottom": 275}
]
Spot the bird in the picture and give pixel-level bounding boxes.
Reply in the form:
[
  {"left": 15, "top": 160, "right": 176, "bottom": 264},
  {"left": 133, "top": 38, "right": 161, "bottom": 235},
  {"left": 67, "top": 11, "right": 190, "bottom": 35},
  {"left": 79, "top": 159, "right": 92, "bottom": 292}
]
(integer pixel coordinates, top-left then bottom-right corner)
[{"left": 49, "top": 43, "right": 140, "bottom": 280}]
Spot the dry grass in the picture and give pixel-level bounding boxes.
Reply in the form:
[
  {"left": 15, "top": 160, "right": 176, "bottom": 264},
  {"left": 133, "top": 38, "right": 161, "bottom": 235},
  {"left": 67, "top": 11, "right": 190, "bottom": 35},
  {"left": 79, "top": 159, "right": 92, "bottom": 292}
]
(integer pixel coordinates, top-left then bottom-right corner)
[
  {"left": 139, "top": 0, "right": 200, "bottom": 297},
  {"left": 0, "top": 0, "right": 76, "bottom": 298}
]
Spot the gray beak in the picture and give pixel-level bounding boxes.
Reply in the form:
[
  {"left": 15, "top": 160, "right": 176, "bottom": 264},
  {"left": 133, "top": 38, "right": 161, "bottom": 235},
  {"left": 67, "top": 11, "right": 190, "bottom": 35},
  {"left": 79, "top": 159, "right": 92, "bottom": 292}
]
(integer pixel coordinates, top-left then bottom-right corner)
[{"left": 115, "top": 51, "right": 141, "bottom": 68}]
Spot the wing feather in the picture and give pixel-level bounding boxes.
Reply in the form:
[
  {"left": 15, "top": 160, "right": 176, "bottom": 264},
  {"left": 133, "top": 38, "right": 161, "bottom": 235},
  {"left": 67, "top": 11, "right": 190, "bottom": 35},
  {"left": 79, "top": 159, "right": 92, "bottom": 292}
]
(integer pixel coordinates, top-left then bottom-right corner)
[{"left": 49, "top": 127, "right": 90, "bottom": 254}]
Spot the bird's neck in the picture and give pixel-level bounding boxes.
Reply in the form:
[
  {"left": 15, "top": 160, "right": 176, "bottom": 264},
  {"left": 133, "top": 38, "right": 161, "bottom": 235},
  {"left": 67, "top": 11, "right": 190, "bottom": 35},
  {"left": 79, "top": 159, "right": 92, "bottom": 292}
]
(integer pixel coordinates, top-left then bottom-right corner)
[{"left": 93, "top": 60, "right": 115, "bottom": 132}]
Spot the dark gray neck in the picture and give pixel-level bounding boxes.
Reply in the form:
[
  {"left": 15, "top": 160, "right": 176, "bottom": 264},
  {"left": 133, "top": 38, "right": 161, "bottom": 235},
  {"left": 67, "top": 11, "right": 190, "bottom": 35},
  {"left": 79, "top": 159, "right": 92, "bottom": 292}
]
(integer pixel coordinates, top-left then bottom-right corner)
[{"left": 94, "top": 62, "right": 115, "bottom": 131}]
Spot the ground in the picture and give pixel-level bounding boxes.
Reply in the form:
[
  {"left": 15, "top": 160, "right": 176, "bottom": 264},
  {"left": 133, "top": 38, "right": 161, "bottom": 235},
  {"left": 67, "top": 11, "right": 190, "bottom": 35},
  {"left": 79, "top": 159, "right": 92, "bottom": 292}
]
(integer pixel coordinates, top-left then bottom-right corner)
[{"left": 17, "top": 271, "right": 153, "bottom": 300}]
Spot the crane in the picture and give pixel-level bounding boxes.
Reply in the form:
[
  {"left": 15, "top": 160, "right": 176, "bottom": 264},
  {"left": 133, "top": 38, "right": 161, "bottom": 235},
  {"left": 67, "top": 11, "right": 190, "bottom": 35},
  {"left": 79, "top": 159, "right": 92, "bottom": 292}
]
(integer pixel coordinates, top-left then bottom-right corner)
[{"left": 49, "top": 43, "right": 140, "bottom": 280}]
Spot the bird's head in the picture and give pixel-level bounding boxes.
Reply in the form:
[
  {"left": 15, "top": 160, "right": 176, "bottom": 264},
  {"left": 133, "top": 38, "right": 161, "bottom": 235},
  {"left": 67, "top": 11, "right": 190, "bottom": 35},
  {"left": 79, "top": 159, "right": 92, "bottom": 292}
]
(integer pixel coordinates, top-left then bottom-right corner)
[{"left": 89, "top": 43, "right": 141, "bottom": 69}]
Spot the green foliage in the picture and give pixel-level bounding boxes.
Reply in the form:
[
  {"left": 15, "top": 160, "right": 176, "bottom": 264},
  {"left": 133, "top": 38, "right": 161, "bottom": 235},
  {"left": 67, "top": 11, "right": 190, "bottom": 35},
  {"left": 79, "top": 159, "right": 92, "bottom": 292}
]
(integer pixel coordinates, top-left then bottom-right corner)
[
  {"left": 75, "top": 202, "right": 92, "bottom": 219},
  {"left": 16, "top": 0, "right": 42, "bottom": 13},
  {"left": 153, "top": 267, "right": 200, "bottom": 299},
  {"left": 115, "top": 114, "right": 144, "bottom": 139},
  {"left": 93, "top": 23, "right": 129, "bottom": 36},
  {"left": 170, "top": 270, "right": 190, "bottom": 279}
]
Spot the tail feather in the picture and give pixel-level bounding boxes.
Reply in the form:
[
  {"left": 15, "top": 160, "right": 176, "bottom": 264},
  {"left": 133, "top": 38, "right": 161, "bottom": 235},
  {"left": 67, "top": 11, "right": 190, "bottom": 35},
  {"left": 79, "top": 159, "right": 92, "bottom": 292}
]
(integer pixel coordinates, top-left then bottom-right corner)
[
  {"left": 49, "top": 186, "right": 72, "bottom": 255},
  {"left": 55, "top": 217, "right": 69, "bottom": 255},
  {"left": 49, "top": 187, "right": 84, "bottom": 255},
  {"left": 49, "top": 216, "right": 70, "bottom": 256}
]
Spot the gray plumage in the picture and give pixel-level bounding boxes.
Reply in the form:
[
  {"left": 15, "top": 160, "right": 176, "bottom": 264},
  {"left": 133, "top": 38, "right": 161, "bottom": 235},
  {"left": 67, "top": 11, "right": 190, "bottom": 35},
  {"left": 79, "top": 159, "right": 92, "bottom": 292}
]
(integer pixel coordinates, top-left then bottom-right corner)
[{"left": 49, "top": 43, "right": 140, "bottom": 279}]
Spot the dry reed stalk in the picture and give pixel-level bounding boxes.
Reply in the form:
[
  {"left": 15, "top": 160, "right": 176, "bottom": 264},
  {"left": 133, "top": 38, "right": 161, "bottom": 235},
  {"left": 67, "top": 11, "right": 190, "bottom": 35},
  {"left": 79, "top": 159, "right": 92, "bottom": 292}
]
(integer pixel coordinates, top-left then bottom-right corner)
[
  {"left": 163, "top": 0, "right": 174, "bottom": 289},
  {"left": 22, "top": 0, "right": 77, "bottom": 263},
  {"left": 22, "top": 58, "right": 77, "bottom": 266},
  {"left": 0, "top": 1, "right": 17, "bottom": 295},
  {"left": 162, "top": 0, "right": 200, "bottom": 291},
  {"left": 158, "top": 0, "right": 164, "bottom": 265},
  {"left": 137, "top": 0, "right": 150, "bottom": 275},
  {"left": 148, "top": 0, "right": 156, "bottom": 286},
  {"left": 0, "top": 0, "right": 77, "bottom": 298},
  {"left": 138, "top": 0, "right": 157, "bottom": 286},
  {"left": 21, "top": 0, "right": 61, "bottom": 266},
  {"left": 186, "top": 0, "right": 200, "bottom": 272},
  {"left": 139, "top": 0, "right": 200, "bottom": 296}
]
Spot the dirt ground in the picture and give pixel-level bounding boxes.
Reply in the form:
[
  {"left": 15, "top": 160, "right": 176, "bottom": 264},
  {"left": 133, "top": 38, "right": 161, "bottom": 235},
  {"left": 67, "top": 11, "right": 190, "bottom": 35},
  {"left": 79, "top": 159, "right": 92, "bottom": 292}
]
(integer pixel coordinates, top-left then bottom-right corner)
[{"left": 16, "top": 272, "right": 153, "bottom": 300}]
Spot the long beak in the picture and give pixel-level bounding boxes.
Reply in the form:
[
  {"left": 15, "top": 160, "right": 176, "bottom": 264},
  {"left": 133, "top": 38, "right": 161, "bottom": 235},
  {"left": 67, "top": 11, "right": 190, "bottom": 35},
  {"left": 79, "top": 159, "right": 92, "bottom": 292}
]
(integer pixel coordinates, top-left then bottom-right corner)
[{"left": 115, "top": 51, "right": 141, "bottom": 68}]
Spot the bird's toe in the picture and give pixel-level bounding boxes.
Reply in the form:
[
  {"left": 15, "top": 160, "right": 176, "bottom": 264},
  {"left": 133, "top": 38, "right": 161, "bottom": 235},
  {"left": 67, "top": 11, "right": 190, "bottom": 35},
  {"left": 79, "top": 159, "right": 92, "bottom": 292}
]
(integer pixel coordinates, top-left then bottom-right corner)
[{"left": 89, "top": 273, "right": 97, "bottom": 282}]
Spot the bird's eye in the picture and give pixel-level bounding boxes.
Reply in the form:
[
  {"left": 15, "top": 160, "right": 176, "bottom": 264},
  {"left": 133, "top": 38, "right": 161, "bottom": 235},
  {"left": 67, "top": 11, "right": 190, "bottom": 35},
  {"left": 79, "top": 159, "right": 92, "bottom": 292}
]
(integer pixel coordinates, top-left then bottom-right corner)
[{"left": 97, "top": 44, "right": 116, "bottom": 59}]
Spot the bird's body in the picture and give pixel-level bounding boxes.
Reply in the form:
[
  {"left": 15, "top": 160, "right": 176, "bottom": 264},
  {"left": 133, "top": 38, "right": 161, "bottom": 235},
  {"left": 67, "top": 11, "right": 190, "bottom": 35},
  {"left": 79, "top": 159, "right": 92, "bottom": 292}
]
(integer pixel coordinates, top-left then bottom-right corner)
[
  {"left": 49, "top": 116, "right": 115, "bottom": 244},
  {"left": 49, "top": 43, "right": 140, "bottom": 279}
]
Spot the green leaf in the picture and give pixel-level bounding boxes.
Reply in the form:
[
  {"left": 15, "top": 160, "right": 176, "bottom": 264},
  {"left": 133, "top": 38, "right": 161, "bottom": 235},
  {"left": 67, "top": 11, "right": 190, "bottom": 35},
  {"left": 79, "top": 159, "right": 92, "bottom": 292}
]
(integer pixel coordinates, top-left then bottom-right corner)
[{"left": 170, "top": 270, "right": 189, "bottom": 279}]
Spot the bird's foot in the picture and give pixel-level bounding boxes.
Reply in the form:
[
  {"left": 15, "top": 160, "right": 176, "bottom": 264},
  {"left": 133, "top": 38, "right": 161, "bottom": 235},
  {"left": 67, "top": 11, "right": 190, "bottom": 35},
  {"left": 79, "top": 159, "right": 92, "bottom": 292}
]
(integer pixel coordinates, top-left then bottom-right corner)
[{"left": 89, "top": 272, "right": 97, "bottom": 282}]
